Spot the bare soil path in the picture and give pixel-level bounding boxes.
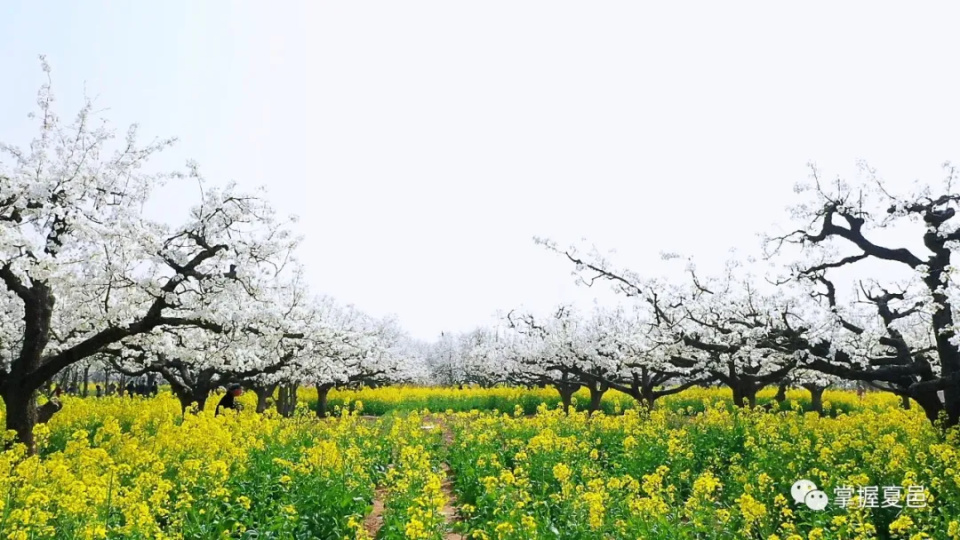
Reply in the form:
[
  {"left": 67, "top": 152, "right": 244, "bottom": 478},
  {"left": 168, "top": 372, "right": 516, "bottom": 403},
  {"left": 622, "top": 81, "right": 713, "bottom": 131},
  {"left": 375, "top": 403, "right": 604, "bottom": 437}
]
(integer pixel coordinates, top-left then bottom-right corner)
[
  {"left": 362, "top": 486, "right": 388, "bottom": 538},
  {"left": 424, "top": 415, "right": 465, "bottom": 540},
  {"left": 359, "top": 414, "right": 466, "bottom": 539}
]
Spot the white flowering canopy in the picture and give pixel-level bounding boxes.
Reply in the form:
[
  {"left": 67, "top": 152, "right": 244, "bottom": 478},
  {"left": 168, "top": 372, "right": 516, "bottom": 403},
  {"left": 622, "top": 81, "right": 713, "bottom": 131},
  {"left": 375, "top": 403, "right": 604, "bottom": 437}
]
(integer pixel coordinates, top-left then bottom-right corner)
[
  {"left": 0, "top": 59, "right": 299, "bottom": 438},
  {"left": 762, "top": 163, "right": 960, "bottom": 422}
]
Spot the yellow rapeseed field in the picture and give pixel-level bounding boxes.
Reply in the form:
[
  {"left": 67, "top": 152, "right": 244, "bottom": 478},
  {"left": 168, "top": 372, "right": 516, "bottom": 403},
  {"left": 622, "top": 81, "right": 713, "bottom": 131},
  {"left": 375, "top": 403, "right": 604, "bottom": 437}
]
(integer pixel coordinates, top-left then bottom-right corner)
[{"left": 0, "top": 387, "right": 957, "bottom": 539}]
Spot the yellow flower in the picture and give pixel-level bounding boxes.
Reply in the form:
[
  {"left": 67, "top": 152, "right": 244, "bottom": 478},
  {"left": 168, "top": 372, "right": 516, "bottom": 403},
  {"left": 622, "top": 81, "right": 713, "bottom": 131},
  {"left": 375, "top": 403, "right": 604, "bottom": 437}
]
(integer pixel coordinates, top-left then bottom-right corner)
[
  {"left": 889, "top": 515, "right": 914, "bottom": 536},
  {"left": 553, "top": 463, "right": 572, "bottom": 483}
]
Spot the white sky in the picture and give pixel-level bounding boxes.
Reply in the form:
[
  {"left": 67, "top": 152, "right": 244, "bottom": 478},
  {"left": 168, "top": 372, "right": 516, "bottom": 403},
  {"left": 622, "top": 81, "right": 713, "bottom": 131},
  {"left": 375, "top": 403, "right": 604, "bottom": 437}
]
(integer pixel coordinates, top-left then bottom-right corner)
[{"left": 2, "top": 1, "right": 960, "bottom": 341}]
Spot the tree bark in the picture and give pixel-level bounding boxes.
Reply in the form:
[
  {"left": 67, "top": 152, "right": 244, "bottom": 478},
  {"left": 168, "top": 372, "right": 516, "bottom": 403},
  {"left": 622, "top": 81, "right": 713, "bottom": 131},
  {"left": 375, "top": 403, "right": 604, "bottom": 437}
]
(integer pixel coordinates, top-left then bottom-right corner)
[
  {"left": 639, "top": 387, "right": 658, "bottom": 410},
  {"left": 804, "top": 384, "right": 826, "bottom": 416},
  {"left": 37, "top": 398, "right": 62, "bottom": 424},
  {"left": 901, "top": 394, "right": 912, "bottom": 410},
  {"left": 276, "top": 385, "right": 287, "bottom": 417},
  {"left": 732, "top": 386, "right": 746, "bottom": 408},
  {"left": 732, "top": 385, "right": 759, "bottom": 408},
  {"left": 775, "top": 381, "right": 788, "bottom": 403},
  {"left": 253, "top": 383, "right": 277, "bottom": 414},
  {"left": 2, "top": 389, "right": 39, "bottom": 453},
  {"left": 556, "top": 383, "right": 579, "bottom": 415},
  {"left": 276, "top": 383, "right": 298, "bottom": 417},
  {"left": 586, "top": 380, "right": 608, "bottom": 414},
  {"left": 174, "top": 387, "right": 210, "bottom": 415},
  {"left": 913, "top": 391, "right": 945, "bottom": 425},
  {"left": 82, "top": 365, "right": 91, "bottom": 397},
  {"left": 315, "top": 383, "right": 333, "bottom": 418},
  {"left": 285, "top": 383, "right": 298, "bottom": 417}
]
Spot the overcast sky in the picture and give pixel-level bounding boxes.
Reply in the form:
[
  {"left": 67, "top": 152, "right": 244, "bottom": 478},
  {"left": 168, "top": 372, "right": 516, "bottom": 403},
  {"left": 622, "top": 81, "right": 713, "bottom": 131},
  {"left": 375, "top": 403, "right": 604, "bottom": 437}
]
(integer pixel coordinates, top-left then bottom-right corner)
[{"left": 2, "top": 1, "right": 960, "bottom": 341}]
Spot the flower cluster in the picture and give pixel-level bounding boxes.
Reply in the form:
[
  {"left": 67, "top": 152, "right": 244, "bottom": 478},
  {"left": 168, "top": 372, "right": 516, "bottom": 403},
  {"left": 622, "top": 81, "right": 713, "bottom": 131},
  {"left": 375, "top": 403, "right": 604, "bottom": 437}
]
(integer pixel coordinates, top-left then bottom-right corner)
[
  {"left": 0, "top": 393, "right": 396, "bottom": 539},
  {"left": 445, "top": 397, "right": 959, "bottom": 539}
]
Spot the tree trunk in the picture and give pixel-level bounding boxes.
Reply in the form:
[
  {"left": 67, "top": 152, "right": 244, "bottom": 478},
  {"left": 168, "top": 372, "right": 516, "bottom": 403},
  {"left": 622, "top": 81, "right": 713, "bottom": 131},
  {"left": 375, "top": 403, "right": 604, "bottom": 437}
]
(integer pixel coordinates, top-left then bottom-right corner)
[
  {"left": 315, "top": 383, "right": 333, "bottom": 418},
  {"left": 804, "top": 384, "right": 826, "bottom": 416},
  {"left": 3, "top": 389, "right": 39, "bottom": 453},
  {"left": 285, "top": 383, "right": 299, "bottom": 417},
  {"left": 913, "top": 391, "right": 945, "bottom": 425},
  {"left": 37, "top": 398, "right": 62, "bottom": 424},
  {"left": 638, "top": 387, "right": 658, "bottom": 410},
  {"left": 901, "top": 394, "right": 912, "bottom": 410},
  {"left": 253, "top": 384, "right": 276, "bottom": 414},
  {"left": 175, "top": 388, "right": 209, "bottom": 415},
  {"left": 587, "top": 381, "right": 608, "bottom": 414},
  {"left": 276, "top": 383, "right": 298, "bottom": 417},
  {"left": 276, "top": 385, "right": 287, "bottom": 416},
  {"left": 255, "top": 389, "right": 268, "bottom": 414},
  {"left": 556, "top": 384, "right": 578, "bottom": 415},
  {"left": 729, "top": 380, "right": 758, "bottom": 409},
  {"left": 732, "top": 386, "right": 746, "bottom": 408},
  {"left": 924, "top": 273, "right": 960, "bottom": 427},
  {"left": 82, "top": 365, "right": 91, "bottom": 398},
  {"left": 775, "top": 381, "right": 788, "bottom": 403}
]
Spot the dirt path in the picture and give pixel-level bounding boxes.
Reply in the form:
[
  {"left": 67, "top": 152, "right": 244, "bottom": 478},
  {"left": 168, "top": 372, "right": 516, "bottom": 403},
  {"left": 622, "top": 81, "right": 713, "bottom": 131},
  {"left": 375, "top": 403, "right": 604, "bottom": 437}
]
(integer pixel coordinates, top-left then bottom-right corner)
[
  {"left": 424, "top": 415, "right": 464, "bottom": 540},
  {"left": 360, "top": 415, "right": 465, "bottom": 539},
  {"left": 362, "top": 485, "right": 387, "bottom": 538},
  {"left": 439, "top": 462, "right": 464, "bottom": 540}
]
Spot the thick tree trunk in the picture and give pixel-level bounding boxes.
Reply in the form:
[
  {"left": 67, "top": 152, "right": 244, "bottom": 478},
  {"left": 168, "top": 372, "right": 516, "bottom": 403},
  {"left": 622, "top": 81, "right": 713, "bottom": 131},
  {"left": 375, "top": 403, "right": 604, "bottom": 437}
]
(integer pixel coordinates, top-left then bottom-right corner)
[
  {"left": 732, "top": 386, "right": 746, "bottom": 408},
  {"left": 253, "top": 384, "right": 276, "bottom": 414},
  {"left": 638, "top": 387, "right": 658, "bottom": 410},
  {"left": 176, "top": 393, "right": 190, "bottom": 414},
  {"left": 556, "top": 384, "right": 579, "bottom": 415},
  {"left": 775, "top": 381, "right": 788, "bottom": 403},
  {"left": 804, "top": 384, "right": 826, "bottom": 416},
  {"left": 925, "top": 270, "right": 960, "bottom": 427},
  {"left": 175, "top": 388, "right": 209, "bottom": 415},
  {"left": 37, "top": 398, "right": 62, "bottom": 424},
  {"left": 3, "top": 389, "right": 39, "bottom": 453},
  {"left": 276, "top": 383, "right": 298, "bottom": 417},
  {"left": 276, "top": 385, "right": 287, "bottom": 416},
  {"left": 732, "top": 387, "right": 758, "bottom": 408},
  {"left": 947, "top": 384, "right": 960, "bottom": 427},
  {"left": 315, "top": 383, "right": 333, "bottom": 418},
  {"left": 729, "top": 380, "right": 759, "bottom": 409},
  {"left": 913, "top": 391, "right": 945, "bottom": 425},
  {"left": 901, "top": 394, "right": 912, "bottom": 410},
  {"left": 587, "top": 381, "right": 608, "bottom": 414},
  {"left": 1, "top": 281, "right": 55, "bottom": 452}
]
